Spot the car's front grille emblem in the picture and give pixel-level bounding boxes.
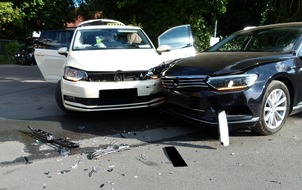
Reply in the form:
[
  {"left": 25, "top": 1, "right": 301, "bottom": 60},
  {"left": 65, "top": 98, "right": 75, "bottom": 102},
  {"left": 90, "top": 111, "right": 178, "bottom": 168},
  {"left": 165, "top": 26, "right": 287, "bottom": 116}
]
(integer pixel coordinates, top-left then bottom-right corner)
[
  {"left": 114, "top": 70, "right": 124, "bottom": 81},
  {"left": 173, "top": 77, "right": 179, "bottom": 88}
]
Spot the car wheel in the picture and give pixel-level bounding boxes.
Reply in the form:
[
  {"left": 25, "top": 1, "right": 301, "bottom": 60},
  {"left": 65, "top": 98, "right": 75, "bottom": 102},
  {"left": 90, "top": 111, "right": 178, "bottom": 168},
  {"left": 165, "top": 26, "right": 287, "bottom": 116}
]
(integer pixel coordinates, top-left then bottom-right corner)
[
  {"left": 55, "top": 81, "right": 71, "bottom": 113},
  {"left": 253, "top": 80, "right": 290, "bottom": 135}
]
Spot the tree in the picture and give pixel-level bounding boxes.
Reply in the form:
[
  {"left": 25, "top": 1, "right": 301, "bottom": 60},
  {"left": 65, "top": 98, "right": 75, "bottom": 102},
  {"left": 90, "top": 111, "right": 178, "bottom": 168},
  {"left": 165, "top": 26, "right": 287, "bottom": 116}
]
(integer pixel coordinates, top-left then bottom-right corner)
[
  {"left": 262, "top": 0, "right": 302, "bottom": 24},
  {"left": 0, "top": 0, "right": 76, "bottom": 41},
  {"left": 217, "top": 0, "right": 302, "bottom": 38},
  {"left": 78, "top": 0, "right": 227, "bottom": 51}
]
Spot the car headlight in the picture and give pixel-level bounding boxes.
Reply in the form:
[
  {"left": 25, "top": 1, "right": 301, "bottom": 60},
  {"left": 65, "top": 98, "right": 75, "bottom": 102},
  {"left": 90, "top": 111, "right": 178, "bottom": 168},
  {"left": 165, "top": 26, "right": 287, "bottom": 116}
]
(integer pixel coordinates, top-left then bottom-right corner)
[
  {"left": 207, "top": 74, "right": 258, "bottom": 91},
  {"left": 144, "top": 62, "right": 168, "bottom": 80},
  {"left": 63, "top": 67, "right": 88, "bottom": 82}
]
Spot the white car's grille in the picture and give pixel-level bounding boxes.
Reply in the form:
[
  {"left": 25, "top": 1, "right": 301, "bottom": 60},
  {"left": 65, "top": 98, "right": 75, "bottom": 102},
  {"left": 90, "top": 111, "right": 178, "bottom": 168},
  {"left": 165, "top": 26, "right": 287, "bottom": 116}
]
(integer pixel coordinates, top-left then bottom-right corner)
[{"left": 86, "top": 71, "right": 148, "bottom": 82}]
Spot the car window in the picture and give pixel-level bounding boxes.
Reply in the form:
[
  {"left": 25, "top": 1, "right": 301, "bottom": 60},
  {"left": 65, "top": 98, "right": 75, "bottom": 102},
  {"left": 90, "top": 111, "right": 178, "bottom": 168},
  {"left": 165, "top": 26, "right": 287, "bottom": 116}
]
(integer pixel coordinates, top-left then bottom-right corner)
[
  {"left": 158, "top": 25, "right": 193, "bottom": 49},
  {"left": 36, "top": 30, "right": 74, "bottom": 50},
  {"left": 213, "top": 34, "right": 250, "bottom": 51},
  {"left": 72, "top": 28, "right": 152, "bottom": 50},
  {"left": 246, "top": 29, "right": 301, "bottom": 51},
  {"left": 208, "top": 27, "right": 302, "bottom": 52}
]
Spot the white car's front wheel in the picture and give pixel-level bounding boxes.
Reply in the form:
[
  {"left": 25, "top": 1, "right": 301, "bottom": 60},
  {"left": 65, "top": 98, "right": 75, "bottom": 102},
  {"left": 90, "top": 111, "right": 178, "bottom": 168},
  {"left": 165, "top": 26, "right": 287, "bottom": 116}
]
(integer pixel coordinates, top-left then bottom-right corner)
[{"left": 253, "top": 80, "right": 290, "bottom": 135}]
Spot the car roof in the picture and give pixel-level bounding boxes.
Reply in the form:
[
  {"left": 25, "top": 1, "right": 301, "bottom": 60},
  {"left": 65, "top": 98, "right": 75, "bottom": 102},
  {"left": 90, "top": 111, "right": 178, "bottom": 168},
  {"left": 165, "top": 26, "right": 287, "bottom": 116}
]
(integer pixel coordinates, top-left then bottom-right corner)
[
  {"left": 75, "top": 19, "right": 141, "bottom": 30},
  {"left": 240, "top": 22, "right": 302, "bottom": 33},
  {"left": 78, "top": 19, "right": 125, "bottom": 27}
]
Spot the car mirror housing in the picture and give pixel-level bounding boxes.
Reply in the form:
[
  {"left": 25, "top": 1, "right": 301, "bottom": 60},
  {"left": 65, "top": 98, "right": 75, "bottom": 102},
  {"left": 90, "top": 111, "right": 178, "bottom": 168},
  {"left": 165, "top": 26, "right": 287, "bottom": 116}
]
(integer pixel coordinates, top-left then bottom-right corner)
[
  {"left": 157, "top": 45, "right": 172, "bottom": 53},
  {"left": 58, "top": 47, "right": 68, "bottom": 57}
]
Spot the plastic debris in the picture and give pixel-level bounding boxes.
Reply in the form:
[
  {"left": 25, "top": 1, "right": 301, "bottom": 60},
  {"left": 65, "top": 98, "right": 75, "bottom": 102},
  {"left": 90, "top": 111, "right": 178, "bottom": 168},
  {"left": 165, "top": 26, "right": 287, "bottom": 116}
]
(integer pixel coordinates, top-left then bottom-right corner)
[
  {"left": 89, "top": 167, "right": 99, "bottom": 177},
  {"left": 141, "top": 153, "right": 148, "bottom": 160},
  {"left": 59, "top": 148, "right": 70, "bottom": 157},
  {"left": 89, "top": 142, "right": 130, "bottom": 159},
  {"left": 23, "top": 156, "right": 32, "bottom": 164},
  {"left": 27, "top": 126, "right": 79, "bottom": 148},
  {"left": 218, "top": 110, "right": 229, "bottom": 146},
  {"left": 57, "top": 170, "right": 71, "bottom": 175},
  {"left": 107, "top": 165, "right": 115, "bottom": 172}
]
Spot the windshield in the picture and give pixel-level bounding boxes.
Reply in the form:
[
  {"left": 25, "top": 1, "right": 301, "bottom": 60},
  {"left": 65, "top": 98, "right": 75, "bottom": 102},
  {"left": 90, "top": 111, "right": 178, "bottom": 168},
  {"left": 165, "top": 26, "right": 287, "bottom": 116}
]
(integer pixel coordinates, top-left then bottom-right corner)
[
  {"left": 72, "top": 28, "right": 153, "bottom": 50},
  {"left": 208, "top": 27, "right": 302, "bottom": 52}
]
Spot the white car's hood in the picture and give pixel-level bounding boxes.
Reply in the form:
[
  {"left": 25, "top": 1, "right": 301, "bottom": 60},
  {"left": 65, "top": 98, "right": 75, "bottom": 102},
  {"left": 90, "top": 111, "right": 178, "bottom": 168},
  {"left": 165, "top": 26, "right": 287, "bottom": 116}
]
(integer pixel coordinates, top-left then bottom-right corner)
[{"left": 67, "top": 49, "right": 163, "bottom": 71}]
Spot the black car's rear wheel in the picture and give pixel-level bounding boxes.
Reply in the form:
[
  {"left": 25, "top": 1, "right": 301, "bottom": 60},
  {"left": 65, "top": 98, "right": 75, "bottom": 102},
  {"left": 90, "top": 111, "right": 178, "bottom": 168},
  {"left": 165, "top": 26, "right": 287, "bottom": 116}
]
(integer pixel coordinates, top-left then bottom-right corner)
[{"left": 253, "top": 80, "right": 290, "bottom": 135}]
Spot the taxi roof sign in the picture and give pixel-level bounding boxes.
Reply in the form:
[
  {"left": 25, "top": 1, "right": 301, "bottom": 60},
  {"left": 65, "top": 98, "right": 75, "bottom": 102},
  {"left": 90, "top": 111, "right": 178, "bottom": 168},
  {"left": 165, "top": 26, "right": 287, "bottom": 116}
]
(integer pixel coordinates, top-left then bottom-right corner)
[{"left": 78, "top": 19, "right": 125, "bottom": 27}]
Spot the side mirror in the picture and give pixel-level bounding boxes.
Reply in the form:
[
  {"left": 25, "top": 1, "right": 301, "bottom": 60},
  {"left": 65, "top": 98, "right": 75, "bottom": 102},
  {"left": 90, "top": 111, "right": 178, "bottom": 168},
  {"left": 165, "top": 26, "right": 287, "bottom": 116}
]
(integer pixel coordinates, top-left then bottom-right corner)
[
  {"left": 157, "top": 45, "right": 172, "bottom": 54},
  {"left": 58, "top": 47, "right": 68, "bottom": 57}
]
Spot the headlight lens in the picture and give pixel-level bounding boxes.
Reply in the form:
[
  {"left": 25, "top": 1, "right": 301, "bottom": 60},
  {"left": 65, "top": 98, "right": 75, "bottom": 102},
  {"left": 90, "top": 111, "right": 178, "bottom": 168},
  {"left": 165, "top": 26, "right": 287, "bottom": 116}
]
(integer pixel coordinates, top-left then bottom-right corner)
[
  {"left": 207, "top": 74, "right": 258, "bottom": 91},
  {"left": 144, "top": 62, "right": 168, "bottom": 80},
  {"left": 63, "top": 67, "right": 88, "bottom": 82}
]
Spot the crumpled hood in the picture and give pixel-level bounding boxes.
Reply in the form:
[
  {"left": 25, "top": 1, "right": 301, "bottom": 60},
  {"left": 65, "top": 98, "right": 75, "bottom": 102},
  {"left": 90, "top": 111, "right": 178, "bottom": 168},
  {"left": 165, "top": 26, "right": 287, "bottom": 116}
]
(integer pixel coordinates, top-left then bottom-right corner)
[
  {"left": 164, "top": 52, "right": 293, "bottom": 76},
  {"left": 67, "top": 49, "right": 163, "bottom": 71}
]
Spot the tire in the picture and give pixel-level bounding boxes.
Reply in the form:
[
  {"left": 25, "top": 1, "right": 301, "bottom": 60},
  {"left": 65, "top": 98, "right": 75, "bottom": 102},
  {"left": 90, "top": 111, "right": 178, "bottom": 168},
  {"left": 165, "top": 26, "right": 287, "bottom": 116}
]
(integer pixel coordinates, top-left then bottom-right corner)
[{"left": 253, "top": 80, "right": 290, "bottom": 135}]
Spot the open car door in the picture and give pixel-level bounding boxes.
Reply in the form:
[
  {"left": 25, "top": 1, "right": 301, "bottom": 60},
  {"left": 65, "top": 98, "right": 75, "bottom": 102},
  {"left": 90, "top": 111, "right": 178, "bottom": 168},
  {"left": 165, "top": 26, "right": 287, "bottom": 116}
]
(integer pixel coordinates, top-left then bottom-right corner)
[
  {"left": 34, "top": 30, "right": 74, "bottom": 83},
  {"left": 158, "top": 24, "right": 196, "bottom": 62}
]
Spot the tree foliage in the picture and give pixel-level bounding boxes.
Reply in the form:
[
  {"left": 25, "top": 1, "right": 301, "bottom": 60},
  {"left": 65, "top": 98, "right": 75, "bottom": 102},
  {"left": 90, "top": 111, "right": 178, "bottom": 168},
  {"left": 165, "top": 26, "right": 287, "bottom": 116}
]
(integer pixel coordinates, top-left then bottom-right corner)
[
  {"left": 218, "top": 0, "right": 302, "bottom": 37},
  {"left": 0, "top": 0, "right": 76, "bottom": 41},
  {"left": 1, "top": 0, "right": 302, "bottom": 51},
  {"left": 78, "top": 0, "right": 228, "bottom": 51}
]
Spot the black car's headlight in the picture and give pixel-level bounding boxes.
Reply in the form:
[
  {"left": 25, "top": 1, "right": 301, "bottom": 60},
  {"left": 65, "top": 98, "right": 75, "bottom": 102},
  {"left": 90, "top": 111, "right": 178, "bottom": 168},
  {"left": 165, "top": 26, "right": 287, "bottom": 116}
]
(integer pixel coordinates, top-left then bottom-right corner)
[
  {"left": 63, "top": 67, "right": 88, "bottom": 82},
  {"left": 207, "top": 74, "right": 258, "bottom": 91}
]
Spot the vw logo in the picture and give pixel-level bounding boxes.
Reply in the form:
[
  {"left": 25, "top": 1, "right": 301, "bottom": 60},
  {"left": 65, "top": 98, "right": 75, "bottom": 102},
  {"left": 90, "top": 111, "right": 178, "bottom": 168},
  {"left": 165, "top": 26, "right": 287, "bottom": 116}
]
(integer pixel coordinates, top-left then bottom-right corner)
[
  {"left": 172, "top": 77, "right": 179, "bottom": 88},
  {"left": 114, "top": 70, "right": 123, "bottom": 81}
]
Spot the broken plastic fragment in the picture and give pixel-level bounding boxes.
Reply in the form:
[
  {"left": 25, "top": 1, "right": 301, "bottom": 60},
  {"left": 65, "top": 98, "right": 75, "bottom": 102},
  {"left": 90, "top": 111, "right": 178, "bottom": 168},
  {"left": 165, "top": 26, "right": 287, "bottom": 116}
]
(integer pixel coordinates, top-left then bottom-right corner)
[
  {"left": 89, "top": 167, "right": 99, "bottom": 177},
  {"left": 23, "top": 156, "right": 32, "bottom": 164},
  {"left": 57, "top": 170, "right": 71, "bottom": 175},
  {"left": 107, "top": 165, "right": 115, "bottom": 172},
  {"left": 218, "top": 110, "right": 229, "bottom": 146},
  {"left": 60, "top": 148, "right": 70, "bottom": 157},
  {"left": 89, "top": 143, "right": 130, "bottom": 159},
  {"left": 141, "top": 153, "right": 148, "bottom": 160}
]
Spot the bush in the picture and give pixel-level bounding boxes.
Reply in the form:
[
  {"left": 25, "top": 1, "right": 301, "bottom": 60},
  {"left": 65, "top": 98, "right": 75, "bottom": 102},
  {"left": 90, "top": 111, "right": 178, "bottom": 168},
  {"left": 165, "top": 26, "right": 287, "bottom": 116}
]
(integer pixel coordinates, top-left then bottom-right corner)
[
  {"left": 5, "top": 41, "right": 23, "bottom": 57},
  {"left": 0, "top": 55, "right": 16, "bottom": 64}
]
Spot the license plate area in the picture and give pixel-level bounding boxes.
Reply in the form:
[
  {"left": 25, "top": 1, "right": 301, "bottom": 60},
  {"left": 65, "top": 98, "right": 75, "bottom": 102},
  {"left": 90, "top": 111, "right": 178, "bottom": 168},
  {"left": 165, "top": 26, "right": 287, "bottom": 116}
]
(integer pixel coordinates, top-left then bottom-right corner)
[{"left": 99, "top": 88, "right": 138, "bottom": 99}]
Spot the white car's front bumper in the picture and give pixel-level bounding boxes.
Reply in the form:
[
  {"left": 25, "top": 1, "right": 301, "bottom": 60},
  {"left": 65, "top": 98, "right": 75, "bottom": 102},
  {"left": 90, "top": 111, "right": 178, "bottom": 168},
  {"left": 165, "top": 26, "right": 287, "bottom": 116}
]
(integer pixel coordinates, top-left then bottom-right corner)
[{"left": 60, "top": 78, "right": 165, "bottom": 111}]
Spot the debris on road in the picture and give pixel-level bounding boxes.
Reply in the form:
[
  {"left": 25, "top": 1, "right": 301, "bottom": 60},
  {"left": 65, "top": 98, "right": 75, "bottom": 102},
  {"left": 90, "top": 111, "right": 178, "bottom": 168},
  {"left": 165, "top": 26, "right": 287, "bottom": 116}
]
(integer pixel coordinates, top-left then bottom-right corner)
[
  {"left": 163, "top": 146, "right": 187, "bottom": 167},
  {"left": 89, "top": 142, "right": 130, "bottom": 159},
  {"left": 23, "top": 156, "right": 32, "bottom": 164},
  {"left": 89, "top": 166, "right": 100, "bottom": 177},
  {"left": 27, "top": 126, "right": 79, "bottom": 148},
  {"left": 218, "top": 110, "right": 229, "bottom": 146}
]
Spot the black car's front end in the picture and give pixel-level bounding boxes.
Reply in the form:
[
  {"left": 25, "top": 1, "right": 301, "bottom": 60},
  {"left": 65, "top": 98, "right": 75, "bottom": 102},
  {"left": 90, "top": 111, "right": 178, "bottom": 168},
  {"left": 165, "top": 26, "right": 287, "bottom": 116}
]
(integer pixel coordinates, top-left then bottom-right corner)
[
  {"left": 161, "top": 51, "right": 296, "bottom": 129},
  {"left": 161, "top": 73, "right": 262, "bottom": 128}
]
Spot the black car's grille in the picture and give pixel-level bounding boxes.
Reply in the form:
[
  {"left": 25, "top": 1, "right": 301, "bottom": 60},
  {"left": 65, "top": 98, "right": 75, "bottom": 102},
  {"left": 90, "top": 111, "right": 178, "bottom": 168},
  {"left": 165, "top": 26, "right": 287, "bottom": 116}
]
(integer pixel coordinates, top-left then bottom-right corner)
[
  {"left": 161, "top": 75, "right": 208, "bottom": 89},
  {"left": 86, "top": 71, "right": 148, "bottom": 82}
]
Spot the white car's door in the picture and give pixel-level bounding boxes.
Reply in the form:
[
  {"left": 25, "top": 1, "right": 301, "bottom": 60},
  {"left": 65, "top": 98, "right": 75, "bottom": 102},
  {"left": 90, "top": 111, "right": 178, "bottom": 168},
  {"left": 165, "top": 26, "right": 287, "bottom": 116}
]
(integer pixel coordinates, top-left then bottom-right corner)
[
  {"left": 158, "top": 25, "right": 196, "bottom": 62},
  {"left": 34, "top": 30, "right": 74, "bottom": 83}
]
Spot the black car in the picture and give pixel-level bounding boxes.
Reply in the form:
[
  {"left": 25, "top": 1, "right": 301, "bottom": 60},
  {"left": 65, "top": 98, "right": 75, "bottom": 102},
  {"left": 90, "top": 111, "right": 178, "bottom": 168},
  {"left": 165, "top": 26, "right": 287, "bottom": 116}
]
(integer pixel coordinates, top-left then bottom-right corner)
[
  {"left": 15, "top": 46, "right": 36, "bottom": 65},
  {"left": 161, "top": 22, "right": 302, "bottom": 135}
]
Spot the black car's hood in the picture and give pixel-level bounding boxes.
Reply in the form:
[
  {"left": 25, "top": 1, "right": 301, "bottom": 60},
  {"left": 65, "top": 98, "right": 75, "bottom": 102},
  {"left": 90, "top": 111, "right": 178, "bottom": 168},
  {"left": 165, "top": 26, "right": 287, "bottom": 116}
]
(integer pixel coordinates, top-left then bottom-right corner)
[{"left": 164, "top": 52, "right": 293, "bottom": 76}]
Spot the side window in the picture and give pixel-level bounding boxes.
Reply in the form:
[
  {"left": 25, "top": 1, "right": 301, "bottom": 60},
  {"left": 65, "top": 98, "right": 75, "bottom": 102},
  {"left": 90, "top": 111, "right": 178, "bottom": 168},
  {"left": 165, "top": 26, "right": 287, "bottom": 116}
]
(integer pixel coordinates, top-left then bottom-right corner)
[
  {"left": 158, "top": 25, "right": 193, "bottom": 49},
  {"left": 37, "top": 30, "right": 74, "bottom": 50}
]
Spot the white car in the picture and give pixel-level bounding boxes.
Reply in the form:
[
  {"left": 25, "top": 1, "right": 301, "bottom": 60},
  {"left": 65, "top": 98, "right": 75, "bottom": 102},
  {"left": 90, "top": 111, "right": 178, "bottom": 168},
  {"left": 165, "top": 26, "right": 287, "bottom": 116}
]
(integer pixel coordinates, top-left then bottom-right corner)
[{"left": 34, "top": 19, "right": 195, "bottom": 112}]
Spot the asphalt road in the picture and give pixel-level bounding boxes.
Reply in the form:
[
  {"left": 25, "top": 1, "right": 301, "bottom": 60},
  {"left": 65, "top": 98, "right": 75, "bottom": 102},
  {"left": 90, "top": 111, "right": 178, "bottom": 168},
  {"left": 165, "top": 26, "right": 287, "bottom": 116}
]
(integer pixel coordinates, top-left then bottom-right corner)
[{"left": 1, "top": 64, "right": 302, "bottom": 190}]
